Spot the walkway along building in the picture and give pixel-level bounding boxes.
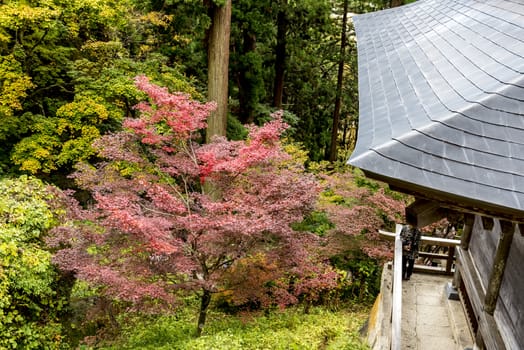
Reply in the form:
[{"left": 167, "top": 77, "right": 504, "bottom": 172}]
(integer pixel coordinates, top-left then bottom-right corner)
[{"left": 348, "top": 1, "right": 524, "bottom": 349}]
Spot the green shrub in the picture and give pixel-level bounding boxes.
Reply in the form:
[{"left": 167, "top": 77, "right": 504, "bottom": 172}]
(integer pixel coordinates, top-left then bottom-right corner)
[
  {"left": 94, "top": 306, "right": 370, "bottom": 350},
  {"left": 0, "top": 176, "right": 70, "bottom": 349},
  {"left": 330, "top": 255, "right": 382, "bottom": 303},
  {"left": 291, "top": 211, "right": 334, "bottom": 236},
  {"left": 227, "top": 114, "right": 248, "bottom": 140}
]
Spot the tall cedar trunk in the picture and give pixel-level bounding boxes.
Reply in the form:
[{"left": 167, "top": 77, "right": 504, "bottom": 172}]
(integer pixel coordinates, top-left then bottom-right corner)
[
  {"left": 238, "top": 30, "right": 257, "bottom": 124},
  {"left": 196, "top": 288, "right": 212, "bottom": 336},
  {"left": 206, "top": 0, "right": 232, "bottom": 143},
  {"left": 273, "top": 0, "right": 287, "bottom": 108},
  {"left": 328, "top": 0, "right": 349, "bottom": 162}
]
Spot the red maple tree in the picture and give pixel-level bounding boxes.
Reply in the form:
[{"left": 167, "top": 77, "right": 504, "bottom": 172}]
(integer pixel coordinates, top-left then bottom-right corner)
[
  {"left": 50, "top": 76, "right": 334, "bottom": 336},
  {"left": 317, "top": 171, "right": 407, "bottom": 261}
]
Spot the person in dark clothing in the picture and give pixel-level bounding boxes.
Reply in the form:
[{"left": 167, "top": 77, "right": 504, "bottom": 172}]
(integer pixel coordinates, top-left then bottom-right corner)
[{"left": 400, "top": 225, "right": 422, "bottom": 280}]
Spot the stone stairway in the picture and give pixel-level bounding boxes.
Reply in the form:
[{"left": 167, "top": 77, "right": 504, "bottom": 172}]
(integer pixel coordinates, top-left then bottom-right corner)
[{"left": 401, "top": 274, "right": 474, "bottom": 350}]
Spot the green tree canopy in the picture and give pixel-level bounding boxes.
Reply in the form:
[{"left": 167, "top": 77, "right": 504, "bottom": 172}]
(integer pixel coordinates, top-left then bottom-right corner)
[{"left": 0, "top": 176, "right": 69, "bottom": 349}]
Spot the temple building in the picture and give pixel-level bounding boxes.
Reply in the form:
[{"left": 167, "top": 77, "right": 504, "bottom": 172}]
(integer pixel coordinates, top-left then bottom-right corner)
[{"left": 348, "top": 1, "right": 524, "bottom": 348}]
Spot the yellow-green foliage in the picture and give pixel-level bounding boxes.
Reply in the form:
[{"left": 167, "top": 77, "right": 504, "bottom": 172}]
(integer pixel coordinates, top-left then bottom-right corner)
[
  {"left": 11, "top": 96, "right": 116, "bottom": 174},
  {"left": 0, "top": 176, "right": 68, "bottom": 349},
  {"left": 0, "top": 55, "right": 34, "bottom": 118},
  {"left": 0, "top": 60, "right": 32, "bottom": 111},
  {"left": 57, "top": 0, "right": 132, "bottom": 39},
  {"left": 0, "top": 0, "right": 202, "bottom": 176},
  {"left": 94, "top": 306, "right": 370, "bottom": 350},
  {"left": 282, "top": 141, "right": 309, "bottom": 169},
  {"left": 0, "top": 2, "right": 59, "bottom": 33}
]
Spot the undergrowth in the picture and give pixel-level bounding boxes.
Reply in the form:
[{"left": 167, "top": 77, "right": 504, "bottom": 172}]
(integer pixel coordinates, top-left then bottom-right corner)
[{"left": 89, "top": 306, "right": 370, "bottom": 350}]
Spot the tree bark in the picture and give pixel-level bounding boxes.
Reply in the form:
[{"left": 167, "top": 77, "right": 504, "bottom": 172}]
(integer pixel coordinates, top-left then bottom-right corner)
[
  {"left": 206, "top": 0, "right": 232, "bottom": 143},
  {"left": 328, "top": 0, "right": 349, "bottom": 162},
  {"left": 273, "top": 0, "right": 287, "bottom": 108},
  {"left": 196, "top": 288, "right": 212, "bottom": 336}
]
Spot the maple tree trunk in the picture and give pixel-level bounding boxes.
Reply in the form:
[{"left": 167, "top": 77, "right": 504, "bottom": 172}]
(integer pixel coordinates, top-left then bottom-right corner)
[
  {"left": 303, "top": 299, "right": 312, "bottom": 314},
  {"left": 99, "top": 296, "right": 120, "bottom": 331},
  {"left": 206, "top": 0, "right": 231, "bottom": 142},
  {"left": 196, "top": 288, "right": 212, "bottom": 337}
]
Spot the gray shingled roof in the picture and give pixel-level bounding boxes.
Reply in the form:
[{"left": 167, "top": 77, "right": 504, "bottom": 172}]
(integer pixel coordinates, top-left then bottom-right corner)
[{"left": 348, "top": 0, "right": 524, "bottom": 220}]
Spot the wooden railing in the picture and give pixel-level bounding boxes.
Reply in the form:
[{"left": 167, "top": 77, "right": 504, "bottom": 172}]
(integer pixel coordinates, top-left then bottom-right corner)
[
  {"left": 379, "top": 226, "right": 461, "bottom": 350},
  {"left": 391, "top": 224, "right": 403, "bottom": 350},
  {"left": 379, "top": 229, "right": 461, "bottom": 275}
]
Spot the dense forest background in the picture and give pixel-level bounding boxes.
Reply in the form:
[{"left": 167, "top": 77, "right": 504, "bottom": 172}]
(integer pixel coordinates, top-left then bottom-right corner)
[
  {"left": 0, "top": 0, "right": 415, "bottom": 177},
  {"left": 0, "top": 0, "right": 421, "bottom": 349}
]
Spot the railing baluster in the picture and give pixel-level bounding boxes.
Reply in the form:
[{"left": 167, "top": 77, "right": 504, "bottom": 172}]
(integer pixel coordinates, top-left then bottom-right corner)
[{"left": 446, "top": 246, "right": 455, "bottom": 274}]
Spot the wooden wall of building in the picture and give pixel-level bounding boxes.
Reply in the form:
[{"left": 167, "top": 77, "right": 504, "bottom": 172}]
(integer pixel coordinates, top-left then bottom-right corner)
[
  {"left": 469, "top": 216, "right": 498, "bottom": 290},
  {"left": 463, "top": 215, "right": 523, "bottom": 350},
  {"left": 494, "top": 225, "right": 523, "bottom": 350}
]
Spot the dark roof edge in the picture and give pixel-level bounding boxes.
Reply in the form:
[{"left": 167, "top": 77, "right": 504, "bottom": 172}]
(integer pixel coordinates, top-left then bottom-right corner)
[{"left": 361, "top": 169, "right": 524, "bottom": 223}]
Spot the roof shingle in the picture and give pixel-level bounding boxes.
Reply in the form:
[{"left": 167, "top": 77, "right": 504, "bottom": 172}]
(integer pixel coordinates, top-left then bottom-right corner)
[{"left": 349, "top": 0, "right": 524, "bottom": 218}]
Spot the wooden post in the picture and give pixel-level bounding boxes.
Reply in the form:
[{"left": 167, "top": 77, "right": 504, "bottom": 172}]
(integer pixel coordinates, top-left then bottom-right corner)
[
  {"left": 461, "top": 213, "right": 475, "bottom": 250},
  {"left": 453, "top": 213, "right": 475, "bottom": 288},
  {"left": 391, "top": 224, "right": 403, "bottom": 350},
  {"left": 446, "top": 246, "right": 455, "bottom": 274},
  {"left": 452, "top": 247, "right": 461, "bottom": 289},
  {"left": 483, "top": 220, "right": 515, "bottom": 315}
]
